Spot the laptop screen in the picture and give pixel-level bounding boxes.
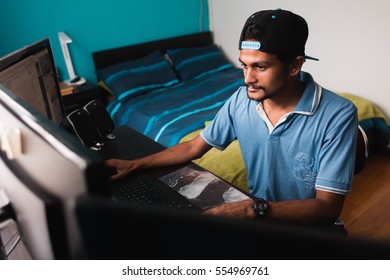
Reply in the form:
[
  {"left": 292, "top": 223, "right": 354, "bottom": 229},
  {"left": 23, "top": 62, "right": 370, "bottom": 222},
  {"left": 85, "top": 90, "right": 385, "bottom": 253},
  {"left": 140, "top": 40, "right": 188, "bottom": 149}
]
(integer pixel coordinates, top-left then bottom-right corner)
[
  {"left": 0, "top": 38, "right": 65, "bottom": 125},
  {"left": 159, "top": 164, "right": 251, "bottom": 210}
]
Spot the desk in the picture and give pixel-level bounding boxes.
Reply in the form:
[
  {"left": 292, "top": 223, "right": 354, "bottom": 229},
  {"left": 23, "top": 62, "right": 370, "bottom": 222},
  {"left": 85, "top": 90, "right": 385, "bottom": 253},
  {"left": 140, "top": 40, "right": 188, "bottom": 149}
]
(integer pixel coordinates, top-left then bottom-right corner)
[
  {"left": 77, "top": 126, "right": 270, "bottom": 259},
  {"left": 99, "top": 126, "right": 165, "bottom": 160},
  {"left": 98, "top": 126, "right": 186, "bottom": 178},
  {"left": 98, "top": 126, "right": 251, "bottom": 210}
]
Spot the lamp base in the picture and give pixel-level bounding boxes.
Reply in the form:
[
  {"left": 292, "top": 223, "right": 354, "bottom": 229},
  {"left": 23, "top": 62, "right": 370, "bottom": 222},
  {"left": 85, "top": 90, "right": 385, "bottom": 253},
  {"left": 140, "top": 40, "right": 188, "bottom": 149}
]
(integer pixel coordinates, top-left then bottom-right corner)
[{"left": 63, "top": 77, "right": 86, "bottom": 86}]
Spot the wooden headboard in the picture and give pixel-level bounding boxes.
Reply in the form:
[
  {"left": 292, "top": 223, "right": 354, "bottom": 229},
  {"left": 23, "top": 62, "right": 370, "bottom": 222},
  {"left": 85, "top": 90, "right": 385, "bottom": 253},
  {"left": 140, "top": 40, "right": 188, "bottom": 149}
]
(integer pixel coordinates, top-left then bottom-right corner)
[{"left": 92, "top": 31, "right": 213, "bottom": 71}]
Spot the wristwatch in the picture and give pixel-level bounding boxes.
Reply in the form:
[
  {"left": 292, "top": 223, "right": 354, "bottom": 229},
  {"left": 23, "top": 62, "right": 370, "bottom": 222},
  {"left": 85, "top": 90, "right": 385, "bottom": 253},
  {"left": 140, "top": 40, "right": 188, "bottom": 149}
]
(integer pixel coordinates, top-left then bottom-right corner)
[{"left": 252, "top": 198, "right": 268, "bottom": 218}]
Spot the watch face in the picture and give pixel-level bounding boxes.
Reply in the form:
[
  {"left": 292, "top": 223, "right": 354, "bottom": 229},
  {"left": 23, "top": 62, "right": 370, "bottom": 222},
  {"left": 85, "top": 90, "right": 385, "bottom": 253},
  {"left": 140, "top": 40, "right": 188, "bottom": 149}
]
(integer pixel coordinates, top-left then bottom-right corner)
[{"left": 253, "top": 199, "right": 268, "bottom": 216}]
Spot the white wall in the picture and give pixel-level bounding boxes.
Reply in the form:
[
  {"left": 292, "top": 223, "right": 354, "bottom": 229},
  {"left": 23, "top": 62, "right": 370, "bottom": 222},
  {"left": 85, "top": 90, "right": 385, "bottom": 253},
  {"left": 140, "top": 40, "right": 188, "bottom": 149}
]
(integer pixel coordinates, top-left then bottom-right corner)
[{"left": 209, "top": 0, "right": 390, "bottom": 119}]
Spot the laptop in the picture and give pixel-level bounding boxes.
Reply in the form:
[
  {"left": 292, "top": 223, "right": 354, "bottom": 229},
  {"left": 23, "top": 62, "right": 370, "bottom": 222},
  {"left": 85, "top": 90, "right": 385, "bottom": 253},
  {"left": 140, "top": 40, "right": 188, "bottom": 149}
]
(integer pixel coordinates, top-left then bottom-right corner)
[
  {"left": 99, "top": 126, "right": 252, "bottom": 212},
  {"left": 109, "top": 162, "right": 252, "bottom": 212}
]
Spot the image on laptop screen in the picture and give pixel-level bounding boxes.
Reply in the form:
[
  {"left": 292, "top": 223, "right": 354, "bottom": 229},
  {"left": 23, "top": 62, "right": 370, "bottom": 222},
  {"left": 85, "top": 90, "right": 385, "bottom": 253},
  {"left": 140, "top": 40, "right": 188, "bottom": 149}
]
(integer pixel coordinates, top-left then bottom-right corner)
[
  {"left": 159, "top": 164, "right": 251, "bottom": 210},
  {"left": 0, "top": 38, "right": 65, "bottom": 125}
]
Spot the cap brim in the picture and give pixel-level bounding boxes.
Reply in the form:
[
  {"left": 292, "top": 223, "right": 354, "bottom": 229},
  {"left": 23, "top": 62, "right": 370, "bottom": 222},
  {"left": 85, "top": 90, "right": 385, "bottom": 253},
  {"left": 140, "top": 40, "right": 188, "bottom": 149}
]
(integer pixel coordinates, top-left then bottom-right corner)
[{"left": 304, "top": 55, "right": 319, "bottom": 61}]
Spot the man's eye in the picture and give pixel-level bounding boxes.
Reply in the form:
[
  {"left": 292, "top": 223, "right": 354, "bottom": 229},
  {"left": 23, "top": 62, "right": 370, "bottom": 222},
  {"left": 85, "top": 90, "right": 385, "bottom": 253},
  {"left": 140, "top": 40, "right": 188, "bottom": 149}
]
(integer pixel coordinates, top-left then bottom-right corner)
[{"left": 257, "top": 65, "right": 266, "bottom": 70}]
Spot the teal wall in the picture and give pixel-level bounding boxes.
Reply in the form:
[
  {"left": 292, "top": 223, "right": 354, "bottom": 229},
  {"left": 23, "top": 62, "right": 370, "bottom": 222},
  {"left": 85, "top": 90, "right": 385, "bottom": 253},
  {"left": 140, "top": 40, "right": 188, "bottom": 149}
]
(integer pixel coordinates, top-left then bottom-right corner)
[{"left": 0, "top": 0, "right": 209, "bottom": 83}]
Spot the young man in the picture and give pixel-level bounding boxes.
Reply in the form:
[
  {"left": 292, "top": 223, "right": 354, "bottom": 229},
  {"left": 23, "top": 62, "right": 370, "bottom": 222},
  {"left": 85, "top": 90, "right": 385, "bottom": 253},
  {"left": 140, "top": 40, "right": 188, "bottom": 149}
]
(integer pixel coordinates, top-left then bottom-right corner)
[{"left": 106, "top": 9, "right": 358, "bottom": 227}]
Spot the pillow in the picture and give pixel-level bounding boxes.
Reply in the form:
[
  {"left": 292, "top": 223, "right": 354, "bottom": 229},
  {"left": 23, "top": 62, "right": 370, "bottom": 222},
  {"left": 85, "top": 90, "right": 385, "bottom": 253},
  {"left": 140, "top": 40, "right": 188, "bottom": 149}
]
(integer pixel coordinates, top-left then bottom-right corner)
[
  {"left": 97, "top": 50, "right": 179, "bottom": 100},
  {"left": 167, "top": 44, "right": 234, "bottom": 81},
  {"left": 337, "top": 92, "right": 389, "bottom": 124}
]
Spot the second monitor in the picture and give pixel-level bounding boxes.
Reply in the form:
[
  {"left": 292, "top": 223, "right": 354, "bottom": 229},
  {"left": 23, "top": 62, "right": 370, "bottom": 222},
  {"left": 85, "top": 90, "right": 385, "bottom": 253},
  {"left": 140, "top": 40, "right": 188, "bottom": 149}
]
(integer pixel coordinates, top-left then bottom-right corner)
[{"left": 0, "top": 38, "right": 65, "bottom": 125}]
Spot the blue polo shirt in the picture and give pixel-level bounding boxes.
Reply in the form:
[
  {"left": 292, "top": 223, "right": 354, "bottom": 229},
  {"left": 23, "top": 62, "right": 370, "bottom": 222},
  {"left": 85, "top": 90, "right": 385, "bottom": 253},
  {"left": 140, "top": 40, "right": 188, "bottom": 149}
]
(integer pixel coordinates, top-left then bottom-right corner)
[{"left": 200, "top": 72, "right": 358, "bottom": 201}]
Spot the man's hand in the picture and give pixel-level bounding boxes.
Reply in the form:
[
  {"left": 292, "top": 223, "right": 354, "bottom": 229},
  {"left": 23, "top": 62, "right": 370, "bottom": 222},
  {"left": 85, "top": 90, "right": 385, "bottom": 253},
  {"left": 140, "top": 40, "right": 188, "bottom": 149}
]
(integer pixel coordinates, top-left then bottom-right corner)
[
  {"left": 202, "top": 199, "right": 256, "bottom": 219},
  {"left": 105, "top": 158, "right": 136, "bottom": 181}
]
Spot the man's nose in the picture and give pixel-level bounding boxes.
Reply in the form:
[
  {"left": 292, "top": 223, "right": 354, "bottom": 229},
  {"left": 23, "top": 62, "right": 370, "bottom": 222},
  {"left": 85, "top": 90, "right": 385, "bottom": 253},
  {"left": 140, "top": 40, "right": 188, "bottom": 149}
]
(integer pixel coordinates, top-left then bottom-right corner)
[{"left": 244, "top": 68, "right": 256, "bottom": 85}]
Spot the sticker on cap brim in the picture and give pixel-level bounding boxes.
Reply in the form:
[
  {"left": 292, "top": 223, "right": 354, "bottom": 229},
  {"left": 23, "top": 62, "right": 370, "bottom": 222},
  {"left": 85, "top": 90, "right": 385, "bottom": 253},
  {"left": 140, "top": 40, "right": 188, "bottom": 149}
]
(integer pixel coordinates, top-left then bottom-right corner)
[{"left": 241, "top": 41, "right": 261, "bottom": 50}]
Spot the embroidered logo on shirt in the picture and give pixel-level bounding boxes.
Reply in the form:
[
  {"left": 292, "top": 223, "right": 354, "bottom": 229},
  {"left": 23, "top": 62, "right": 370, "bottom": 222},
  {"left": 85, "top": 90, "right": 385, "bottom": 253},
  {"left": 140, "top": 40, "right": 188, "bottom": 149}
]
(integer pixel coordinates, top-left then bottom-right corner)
[{"left": 294, "top": 153, "right": 317, "bottom": 188}]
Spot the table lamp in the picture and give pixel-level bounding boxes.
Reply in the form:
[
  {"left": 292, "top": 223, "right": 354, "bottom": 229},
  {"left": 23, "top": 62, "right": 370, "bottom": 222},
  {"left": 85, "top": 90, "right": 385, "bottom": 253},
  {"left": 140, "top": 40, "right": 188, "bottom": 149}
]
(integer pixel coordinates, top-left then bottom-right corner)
[{"left": 58, "top": 32, "right": 86, "bottom": 86}]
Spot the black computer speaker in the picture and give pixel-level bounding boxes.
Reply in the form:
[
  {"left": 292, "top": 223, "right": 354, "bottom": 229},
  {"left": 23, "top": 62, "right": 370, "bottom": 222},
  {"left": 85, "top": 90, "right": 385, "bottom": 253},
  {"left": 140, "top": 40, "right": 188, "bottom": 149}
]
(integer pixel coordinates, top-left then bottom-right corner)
[
  {"left": 64, "top": 108, "right": 102, "bottom": 148},
  {"left": 83, "top": 100, "right": 115, "bottom": 139}
]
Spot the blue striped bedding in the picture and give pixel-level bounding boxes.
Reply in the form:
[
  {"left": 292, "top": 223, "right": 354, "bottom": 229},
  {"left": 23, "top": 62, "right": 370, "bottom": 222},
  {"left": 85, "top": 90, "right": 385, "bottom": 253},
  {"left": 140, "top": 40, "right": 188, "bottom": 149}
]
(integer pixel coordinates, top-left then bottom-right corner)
[{"left": 107, "top": 67, "right": 245, "bottom": 147}]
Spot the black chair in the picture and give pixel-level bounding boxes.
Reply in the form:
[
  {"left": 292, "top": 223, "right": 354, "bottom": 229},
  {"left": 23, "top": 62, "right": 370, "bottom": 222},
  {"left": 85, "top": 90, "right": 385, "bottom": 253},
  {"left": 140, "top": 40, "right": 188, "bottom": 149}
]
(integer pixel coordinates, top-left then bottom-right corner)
[{"left": 354, "top": 125, "right": 369, "bottom": 175}]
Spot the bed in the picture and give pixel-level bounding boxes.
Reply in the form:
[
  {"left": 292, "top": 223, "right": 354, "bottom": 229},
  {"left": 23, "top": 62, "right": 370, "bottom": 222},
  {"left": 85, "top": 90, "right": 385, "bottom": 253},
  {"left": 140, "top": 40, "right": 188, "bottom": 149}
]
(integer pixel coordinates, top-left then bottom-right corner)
[
  {"left": 93, "top": 32, "right": 244, "bottom": 147},
  {"left": 92, "top": 31, "right": 390, "bottom": 191}
]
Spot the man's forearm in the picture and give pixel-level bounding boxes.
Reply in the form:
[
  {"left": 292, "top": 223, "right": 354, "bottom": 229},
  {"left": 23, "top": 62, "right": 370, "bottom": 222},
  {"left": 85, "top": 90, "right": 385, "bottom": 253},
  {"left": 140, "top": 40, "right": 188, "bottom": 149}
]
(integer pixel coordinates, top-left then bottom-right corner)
[
  {"left": 266, "top": 191, "right": 345, "bottom": 224},
  {"left": 134, "top": 135, "right": 211, "bottom": 171}
]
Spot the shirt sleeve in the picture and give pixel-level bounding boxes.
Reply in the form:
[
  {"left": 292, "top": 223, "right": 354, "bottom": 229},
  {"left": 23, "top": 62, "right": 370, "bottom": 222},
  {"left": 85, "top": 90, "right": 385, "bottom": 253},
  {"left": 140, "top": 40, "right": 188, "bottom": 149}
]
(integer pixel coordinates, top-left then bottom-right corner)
[
  {"left": 315, "top": 102, "right": 358, "bottom": 194},
  {"left": 200, "top": 91, "right": 240, "bottom": 150}
]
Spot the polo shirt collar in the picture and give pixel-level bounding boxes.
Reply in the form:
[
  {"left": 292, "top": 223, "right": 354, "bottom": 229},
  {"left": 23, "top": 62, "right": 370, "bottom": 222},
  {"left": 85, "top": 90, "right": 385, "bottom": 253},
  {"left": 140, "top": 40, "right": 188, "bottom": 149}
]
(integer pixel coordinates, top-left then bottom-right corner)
[{"left": 293, "top": 71, "right": 322, "bottom": 116}]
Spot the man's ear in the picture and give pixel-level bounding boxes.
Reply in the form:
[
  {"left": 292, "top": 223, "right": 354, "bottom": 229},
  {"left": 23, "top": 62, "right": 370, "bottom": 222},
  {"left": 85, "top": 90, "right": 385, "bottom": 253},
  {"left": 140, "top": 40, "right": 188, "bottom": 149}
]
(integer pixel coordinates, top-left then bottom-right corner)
[{"left": 290, "top": 56, "right": 305, "bottom": 76}]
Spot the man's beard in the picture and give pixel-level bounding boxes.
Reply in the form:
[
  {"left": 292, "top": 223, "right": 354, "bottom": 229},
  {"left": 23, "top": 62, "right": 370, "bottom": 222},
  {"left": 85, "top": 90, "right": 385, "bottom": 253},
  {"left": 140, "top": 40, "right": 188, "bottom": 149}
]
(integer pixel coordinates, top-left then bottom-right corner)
[
  {"left": 246, "top": 76, "right": 291, "bottom": 102},
  {"left": 246, "top": 85, "right": 282, "bottom": 102}
]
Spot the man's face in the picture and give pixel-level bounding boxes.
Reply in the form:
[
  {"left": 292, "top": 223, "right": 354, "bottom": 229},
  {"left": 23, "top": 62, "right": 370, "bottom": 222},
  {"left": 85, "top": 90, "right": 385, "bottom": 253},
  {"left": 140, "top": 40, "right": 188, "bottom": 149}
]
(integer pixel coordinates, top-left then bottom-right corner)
[{"left": 239, "top": 49, "right": 292, "bottom": 102}]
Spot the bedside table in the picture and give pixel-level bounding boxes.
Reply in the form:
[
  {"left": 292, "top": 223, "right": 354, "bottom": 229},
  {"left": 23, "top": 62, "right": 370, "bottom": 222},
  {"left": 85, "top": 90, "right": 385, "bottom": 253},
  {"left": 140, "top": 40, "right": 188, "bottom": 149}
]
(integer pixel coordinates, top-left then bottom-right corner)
[{"left": 62, "top": 83, "right": 108, "bottom": 114}]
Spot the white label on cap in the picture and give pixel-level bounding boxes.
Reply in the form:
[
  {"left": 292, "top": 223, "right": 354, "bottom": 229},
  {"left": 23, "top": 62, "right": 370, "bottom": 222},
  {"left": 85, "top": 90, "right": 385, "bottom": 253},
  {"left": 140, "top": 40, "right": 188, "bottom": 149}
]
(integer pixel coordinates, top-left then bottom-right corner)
[{"left": 241, "top": 41, "right": 261, "bottom": 50}]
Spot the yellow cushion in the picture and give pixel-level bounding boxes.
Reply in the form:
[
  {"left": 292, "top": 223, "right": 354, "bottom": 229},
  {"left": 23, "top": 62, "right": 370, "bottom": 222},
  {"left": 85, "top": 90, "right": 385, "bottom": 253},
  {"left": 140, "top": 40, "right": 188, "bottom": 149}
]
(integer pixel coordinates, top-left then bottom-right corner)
[{"left": 338, "top": 92, "right": 389, "bottom": 125}]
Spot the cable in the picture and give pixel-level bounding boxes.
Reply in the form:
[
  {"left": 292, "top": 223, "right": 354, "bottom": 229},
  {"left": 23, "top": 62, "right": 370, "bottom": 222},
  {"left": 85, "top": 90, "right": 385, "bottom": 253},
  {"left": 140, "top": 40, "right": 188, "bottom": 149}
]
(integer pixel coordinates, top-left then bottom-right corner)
[{"left": 199, "top": 0, "right": 204, "bottom": 32}]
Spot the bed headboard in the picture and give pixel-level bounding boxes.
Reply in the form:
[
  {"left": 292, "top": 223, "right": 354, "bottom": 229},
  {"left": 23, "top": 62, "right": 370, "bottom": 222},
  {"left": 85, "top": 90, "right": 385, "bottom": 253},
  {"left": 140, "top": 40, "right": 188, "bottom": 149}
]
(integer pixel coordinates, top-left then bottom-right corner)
[{"left": 92, "top": 31, "right": 213, "bottom": 71}]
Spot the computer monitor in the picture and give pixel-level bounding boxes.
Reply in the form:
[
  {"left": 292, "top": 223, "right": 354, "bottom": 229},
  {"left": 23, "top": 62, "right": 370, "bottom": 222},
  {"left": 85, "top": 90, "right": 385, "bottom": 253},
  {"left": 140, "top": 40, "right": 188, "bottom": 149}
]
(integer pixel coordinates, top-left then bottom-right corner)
[
  {"left": 0, "top": 84, "right": 108, "bottom": 259},
  {"left": 0, "top": 38, "right": 65, "bottom": 125}
]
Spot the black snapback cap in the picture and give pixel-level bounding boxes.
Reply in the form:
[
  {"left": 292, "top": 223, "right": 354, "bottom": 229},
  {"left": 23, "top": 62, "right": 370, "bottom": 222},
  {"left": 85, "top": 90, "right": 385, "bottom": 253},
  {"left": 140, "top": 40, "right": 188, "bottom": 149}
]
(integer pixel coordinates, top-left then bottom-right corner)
[{"left": 239, "top": 9, "right": 318, "bottom": 61}]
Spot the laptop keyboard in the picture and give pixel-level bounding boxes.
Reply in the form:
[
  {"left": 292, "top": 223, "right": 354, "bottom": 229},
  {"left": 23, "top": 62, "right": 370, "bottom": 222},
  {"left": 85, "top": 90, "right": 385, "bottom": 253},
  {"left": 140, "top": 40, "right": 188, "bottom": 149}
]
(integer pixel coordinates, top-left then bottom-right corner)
[{"left": 111, "top": 179, "right": 197, "bottom": 211}]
